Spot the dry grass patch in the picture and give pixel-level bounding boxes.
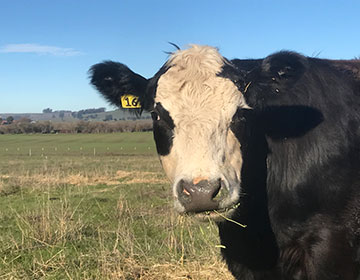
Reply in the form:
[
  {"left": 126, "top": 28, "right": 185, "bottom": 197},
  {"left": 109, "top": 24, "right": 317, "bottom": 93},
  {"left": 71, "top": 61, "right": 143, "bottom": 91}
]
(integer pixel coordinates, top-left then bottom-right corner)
[
  {"left": 0, "top": 168, "right": 168, "bottom": 189},
  {"left": 116, "top": 170, "right": 168, "bottom": 185},
  {"left": 141, "top": 260, "right": 232, "bottom": 280},
  {"left": 101, "top": 258, "right": 233, "bottom": 280}
]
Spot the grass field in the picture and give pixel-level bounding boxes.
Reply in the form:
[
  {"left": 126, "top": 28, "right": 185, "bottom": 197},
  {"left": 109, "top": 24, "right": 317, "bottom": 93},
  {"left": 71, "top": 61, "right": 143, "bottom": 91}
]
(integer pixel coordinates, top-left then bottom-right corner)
[{"left": 0, "top": 132, "right": 233, "bottom": 279}]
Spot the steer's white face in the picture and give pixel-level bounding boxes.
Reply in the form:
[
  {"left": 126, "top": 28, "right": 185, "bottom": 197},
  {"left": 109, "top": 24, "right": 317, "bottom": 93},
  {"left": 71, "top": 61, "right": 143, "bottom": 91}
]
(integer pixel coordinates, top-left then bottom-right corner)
[{"left": 154, "top": 45, "right": 250, "bottom": 213}]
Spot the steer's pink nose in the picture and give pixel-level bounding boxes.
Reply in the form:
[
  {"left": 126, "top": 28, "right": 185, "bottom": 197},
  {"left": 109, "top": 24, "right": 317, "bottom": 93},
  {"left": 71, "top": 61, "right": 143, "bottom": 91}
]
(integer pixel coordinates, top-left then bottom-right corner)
[{"left": 177, "top": 179, "right": 226, "bottom": 213}]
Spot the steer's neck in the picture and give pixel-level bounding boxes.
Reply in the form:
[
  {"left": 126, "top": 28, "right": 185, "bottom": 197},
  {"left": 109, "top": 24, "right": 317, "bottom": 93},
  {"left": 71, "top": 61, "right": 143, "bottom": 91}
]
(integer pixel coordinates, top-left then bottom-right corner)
[{"left": 218, "top": 125, "right": 279, "bottom": 271}]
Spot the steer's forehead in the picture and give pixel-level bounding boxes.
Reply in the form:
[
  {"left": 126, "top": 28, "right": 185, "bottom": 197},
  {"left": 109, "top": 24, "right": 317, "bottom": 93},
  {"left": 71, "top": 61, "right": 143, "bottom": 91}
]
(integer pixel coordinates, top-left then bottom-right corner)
[{"left": 154, "top": 45, "right": 248, "bottom": 123}]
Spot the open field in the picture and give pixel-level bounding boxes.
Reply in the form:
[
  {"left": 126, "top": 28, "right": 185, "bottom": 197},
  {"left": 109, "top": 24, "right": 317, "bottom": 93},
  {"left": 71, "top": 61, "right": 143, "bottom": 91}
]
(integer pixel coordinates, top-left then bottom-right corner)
[{"left": 0, "top": 132, "right": 233, "bottom": 279}]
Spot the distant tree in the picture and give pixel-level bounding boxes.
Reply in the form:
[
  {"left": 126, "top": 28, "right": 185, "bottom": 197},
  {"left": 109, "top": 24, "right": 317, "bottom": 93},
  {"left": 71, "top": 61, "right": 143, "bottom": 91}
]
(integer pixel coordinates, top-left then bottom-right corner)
[
  {"left": 42, "top": 108, "right": 53, "bottom": 113},
  {"left": 17, "top": 118, "right": 32, "bottom": 133},
  {"left": 18, "top": 117, "right": 31, "bottom": 123},
  {"left": 39, "top": 121, "right": 54, "bottom": 134},
  {"left": 75, "top": 121, "right": 89, "bottom": 133},
  {"left": 104, "top": 115, "right": 113, "bottom": 121},
  {"left": 6, "top": 116, "right": 14, "bottom": 124},
  {"left": 59, "top": 111, "right": 65, "bottom": 120},
  {"left": 0, "top": 117, "right": 2, "bottom": 123}
]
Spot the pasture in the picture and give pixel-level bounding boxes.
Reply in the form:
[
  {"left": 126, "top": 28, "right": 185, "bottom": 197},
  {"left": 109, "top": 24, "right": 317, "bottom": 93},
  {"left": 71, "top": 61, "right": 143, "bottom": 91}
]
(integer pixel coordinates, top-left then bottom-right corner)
[{"left": 0, "top": 132, "right": 232, "bottom": 279}]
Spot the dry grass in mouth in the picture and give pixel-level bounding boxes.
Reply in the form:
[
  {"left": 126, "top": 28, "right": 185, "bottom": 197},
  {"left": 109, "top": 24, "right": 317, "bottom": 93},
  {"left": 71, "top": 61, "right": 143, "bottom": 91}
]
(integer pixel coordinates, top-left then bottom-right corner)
[{"left": 186, "top": 203, "right": 246, "bottom": 229}]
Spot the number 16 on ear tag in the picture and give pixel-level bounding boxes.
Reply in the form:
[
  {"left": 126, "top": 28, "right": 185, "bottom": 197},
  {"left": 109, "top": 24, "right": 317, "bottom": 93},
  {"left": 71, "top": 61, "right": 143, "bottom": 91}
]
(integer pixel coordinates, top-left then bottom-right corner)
[{"left": 121, "top": 94, "right": 141, "bottom": 109}]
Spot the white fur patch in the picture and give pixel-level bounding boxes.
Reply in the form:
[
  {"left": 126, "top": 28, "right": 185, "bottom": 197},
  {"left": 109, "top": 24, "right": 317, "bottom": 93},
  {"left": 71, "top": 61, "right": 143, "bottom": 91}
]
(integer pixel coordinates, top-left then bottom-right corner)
[{"left": 155, "top": 45, "right": 249, "bottom": 212}]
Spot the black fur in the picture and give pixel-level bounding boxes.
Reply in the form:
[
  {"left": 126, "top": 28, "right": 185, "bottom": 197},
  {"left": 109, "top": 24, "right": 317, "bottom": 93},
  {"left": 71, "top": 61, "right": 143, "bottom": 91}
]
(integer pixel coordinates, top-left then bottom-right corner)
[
  {"left": 152, "top": 102, "right": 175, "bottom": 156},
  {"left": 219, "top": 51, "right": 360, "bottom": 279},
  {"left": 145, "top": 63, "right": 170, "bottom": 110}
]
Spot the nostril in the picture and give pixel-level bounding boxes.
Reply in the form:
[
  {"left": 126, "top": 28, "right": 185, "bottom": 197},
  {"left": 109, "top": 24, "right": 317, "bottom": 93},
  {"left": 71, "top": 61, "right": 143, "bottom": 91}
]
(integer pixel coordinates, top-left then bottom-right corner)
[
  {"left": 212, "top": 179, "right": 229, "bottom": 202},
  {"left": 177, "top": 180, "right": 192, "bottom": 203},
  {"left": 183, "top": 187, "right": 191, "bottom": 196},
  {"left": 211, "top": 185, "right": 221, "bottom": 199}
]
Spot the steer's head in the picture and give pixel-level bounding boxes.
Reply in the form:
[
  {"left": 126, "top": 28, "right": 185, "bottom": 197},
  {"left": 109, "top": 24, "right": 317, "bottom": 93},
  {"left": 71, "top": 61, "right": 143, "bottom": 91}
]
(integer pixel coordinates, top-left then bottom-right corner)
[
  {"left": 151, "top": 46, "right": 249, "bottom": 214},
  {"left": 90, "top": 45, "right": 246, "bottom": 214},
  {"left": 89, "top": 45, "right": 323, "bottom": 215}
]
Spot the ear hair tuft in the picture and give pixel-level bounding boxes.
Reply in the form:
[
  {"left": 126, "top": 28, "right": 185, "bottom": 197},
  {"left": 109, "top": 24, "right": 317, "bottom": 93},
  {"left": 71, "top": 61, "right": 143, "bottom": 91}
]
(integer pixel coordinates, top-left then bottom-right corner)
[{"left": 262, "top": 51, "right": 308, "bottom": 80}]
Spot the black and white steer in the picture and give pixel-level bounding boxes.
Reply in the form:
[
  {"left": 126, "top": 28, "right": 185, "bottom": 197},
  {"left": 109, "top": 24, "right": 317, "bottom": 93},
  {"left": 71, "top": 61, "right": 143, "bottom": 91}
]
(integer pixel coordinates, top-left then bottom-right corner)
[{"left": 89, "top": 45, "right": 360, "bottom": 280}]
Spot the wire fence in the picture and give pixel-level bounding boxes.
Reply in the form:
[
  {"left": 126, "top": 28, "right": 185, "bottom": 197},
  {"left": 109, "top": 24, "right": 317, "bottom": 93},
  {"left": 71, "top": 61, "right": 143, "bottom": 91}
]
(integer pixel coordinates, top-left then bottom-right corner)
[{"left": 1, "top": 145, "right": 155, "bottom": 157}]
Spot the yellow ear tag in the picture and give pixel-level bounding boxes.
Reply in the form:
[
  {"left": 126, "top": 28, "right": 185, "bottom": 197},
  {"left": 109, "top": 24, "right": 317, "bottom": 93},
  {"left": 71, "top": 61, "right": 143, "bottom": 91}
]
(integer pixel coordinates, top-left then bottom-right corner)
[{"left": 120, "top": 94, "right": 141, "bottom": 109}]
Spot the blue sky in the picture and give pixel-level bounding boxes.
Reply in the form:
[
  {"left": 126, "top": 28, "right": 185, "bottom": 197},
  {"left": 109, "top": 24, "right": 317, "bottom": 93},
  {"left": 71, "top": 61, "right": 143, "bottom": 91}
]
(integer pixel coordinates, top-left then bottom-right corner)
[{"left": 1, "top": 0, "right": 360, "bottom": 113}]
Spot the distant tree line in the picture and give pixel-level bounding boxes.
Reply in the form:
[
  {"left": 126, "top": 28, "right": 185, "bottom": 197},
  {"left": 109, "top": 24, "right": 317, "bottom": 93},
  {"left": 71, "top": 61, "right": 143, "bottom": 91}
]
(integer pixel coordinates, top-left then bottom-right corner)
[
  {"left": 71, "top": 108, "right": 106, "bottom": 119},
  {"left": 2, "top": 107, "right": 150, "bottom": 123},
  {"left": 42, "top": 107, "right": 108, "bottom": 120},
  {"left": 0, "top": 118, "right": 152, "bottom": 134},
  {"left": 43, "top": 108, "right": 105, "bottom": 114}
]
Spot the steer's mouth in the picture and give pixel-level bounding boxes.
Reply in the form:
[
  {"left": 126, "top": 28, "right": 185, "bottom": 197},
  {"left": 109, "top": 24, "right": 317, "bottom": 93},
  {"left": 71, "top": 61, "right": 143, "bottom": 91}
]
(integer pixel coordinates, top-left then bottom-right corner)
[{"left": 186, "top": 202, "right": 242, "bottom": 223}]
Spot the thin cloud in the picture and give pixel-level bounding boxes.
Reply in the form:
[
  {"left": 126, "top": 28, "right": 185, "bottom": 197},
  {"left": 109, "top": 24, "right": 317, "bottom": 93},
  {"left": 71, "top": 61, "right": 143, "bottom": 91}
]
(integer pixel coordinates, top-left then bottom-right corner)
[{"left": 0, "top": 43, "right": 83, "bottom": 56}]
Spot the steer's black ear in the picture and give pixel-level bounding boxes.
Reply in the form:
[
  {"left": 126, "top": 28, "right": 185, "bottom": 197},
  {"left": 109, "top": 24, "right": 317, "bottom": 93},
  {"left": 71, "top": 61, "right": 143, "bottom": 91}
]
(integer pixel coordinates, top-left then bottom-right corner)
[
  {"left": 261, "top": 51, "right": 308, "bottom": 85},
  {"left": 89, "top": 61, "right": 150, "bottom": 112},
  {"left": 260, "top": 105, "right": 323, "bottom": 140}
]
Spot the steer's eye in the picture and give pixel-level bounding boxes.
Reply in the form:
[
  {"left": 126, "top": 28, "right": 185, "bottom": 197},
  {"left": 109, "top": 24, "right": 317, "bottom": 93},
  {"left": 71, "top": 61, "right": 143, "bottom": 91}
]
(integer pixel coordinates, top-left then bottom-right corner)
[{"left": 151, "top": 111, "right": 160, "bottom": 121}]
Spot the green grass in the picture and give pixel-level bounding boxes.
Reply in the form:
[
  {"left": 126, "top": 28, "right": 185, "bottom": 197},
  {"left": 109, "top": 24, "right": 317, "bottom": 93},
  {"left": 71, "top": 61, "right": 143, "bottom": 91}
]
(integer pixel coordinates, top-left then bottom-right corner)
[
  {"left": 0, "top": 132, "right": 156, "bottom": 156},
  {"left": 0, "top": 133, "right": 233, "bottom": 279}
]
